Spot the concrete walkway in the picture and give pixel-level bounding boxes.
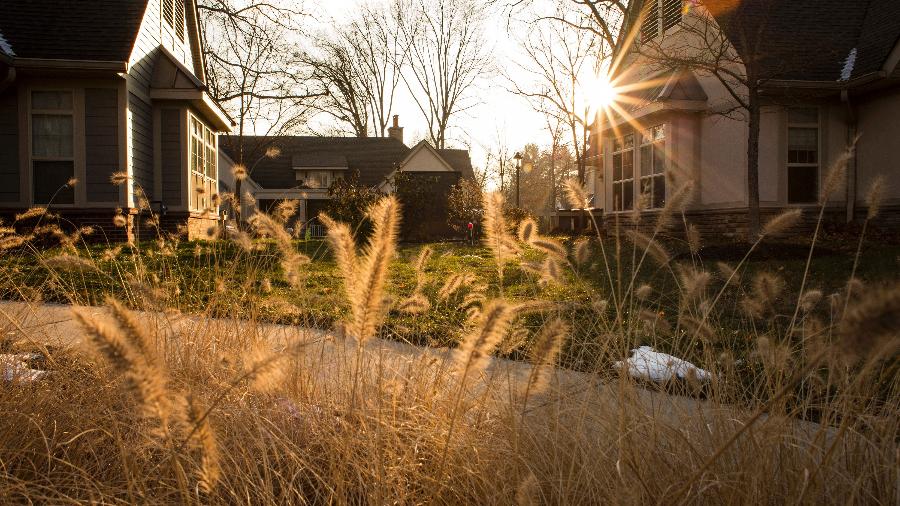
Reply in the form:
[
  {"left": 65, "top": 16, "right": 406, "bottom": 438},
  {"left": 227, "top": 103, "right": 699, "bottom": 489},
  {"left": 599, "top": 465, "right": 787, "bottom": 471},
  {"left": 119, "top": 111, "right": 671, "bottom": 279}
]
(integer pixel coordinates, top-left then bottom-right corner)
[{"left": 0, "top": 300, "right": 830, "bottom": 444}]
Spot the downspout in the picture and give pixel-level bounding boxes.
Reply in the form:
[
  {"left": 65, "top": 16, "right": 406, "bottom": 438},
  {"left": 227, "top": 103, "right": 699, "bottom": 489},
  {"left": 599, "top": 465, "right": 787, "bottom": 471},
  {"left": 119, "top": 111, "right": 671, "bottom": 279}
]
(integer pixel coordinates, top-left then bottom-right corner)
[
  {"left": 841, "top": 89, "right": 857, "bottom": 223},
  {"left": 0, "top": 62, "right": 16, "bottom": 94}
]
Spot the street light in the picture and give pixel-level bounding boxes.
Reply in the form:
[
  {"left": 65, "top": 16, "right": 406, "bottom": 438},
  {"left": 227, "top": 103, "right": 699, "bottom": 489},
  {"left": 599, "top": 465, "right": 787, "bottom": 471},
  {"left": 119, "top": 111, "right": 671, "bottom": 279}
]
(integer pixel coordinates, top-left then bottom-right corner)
[{"left": 514, "top": 152, "right": 522, "bottom": 208}]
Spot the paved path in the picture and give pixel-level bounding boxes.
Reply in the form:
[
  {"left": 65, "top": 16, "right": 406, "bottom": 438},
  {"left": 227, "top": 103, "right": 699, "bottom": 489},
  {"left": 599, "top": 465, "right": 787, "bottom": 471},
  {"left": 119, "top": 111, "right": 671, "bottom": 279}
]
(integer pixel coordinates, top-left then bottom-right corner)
[{"left": 0, "top": 301, "right": 831, "bottom": 444}]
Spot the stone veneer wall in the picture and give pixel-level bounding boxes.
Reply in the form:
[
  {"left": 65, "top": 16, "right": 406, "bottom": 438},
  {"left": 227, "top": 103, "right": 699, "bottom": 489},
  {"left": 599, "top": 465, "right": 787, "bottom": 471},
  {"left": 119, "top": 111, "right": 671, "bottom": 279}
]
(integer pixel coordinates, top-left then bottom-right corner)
[
  {"left": 594, "top": 205, "right": 899, "bottom": 242},
  {"left": 0, "top": 208, "right": 221, "bottom": 243},
  {"left": 0, "top": 208, "right": 131, "bottom": 243}
]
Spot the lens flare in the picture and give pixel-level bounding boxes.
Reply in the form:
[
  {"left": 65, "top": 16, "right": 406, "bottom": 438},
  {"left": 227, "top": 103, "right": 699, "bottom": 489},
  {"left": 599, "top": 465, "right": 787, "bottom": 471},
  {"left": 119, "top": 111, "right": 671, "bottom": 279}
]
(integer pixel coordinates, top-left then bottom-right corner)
[{"left": 595, "top": 75, "right": 618, "bottom": 109}]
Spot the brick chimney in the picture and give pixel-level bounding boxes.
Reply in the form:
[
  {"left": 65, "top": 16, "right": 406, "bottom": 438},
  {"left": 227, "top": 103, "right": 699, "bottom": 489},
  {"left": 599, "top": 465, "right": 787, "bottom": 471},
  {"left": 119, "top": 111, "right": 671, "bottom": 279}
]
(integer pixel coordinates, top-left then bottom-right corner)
[{"left": 388, "top": 115, "right": 404, "bottom": 144}]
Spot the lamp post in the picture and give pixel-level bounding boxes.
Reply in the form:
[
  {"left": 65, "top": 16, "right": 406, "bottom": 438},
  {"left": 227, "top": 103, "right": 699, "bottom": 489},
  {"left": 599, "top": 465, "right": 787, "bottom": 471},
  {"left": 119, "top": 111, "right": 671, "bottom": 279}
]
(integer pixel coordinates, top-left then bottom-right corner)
[{"left": 514, "top": 152, "right": 522, "bottom": 208}]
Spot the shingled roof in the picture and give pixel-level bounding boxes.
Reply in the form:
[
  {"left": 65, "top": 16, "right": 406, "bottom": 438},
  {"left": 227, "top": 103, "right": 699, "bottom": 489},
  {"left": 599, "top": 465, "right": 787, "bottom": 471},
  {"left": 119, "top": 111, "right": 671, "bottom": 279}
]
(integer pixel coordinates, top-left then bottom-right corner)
[
  {"left": 436, "top": 149, "right": 476, "bottom": 180},
  {"left": 222, "top": 136, "right": 475, "bottom": 189},
  {"left": 0, "top": 0, "right": 148, "bottom": 61},
  {"left": 708, "top": 0, "right": 900, "bottom": 82}
]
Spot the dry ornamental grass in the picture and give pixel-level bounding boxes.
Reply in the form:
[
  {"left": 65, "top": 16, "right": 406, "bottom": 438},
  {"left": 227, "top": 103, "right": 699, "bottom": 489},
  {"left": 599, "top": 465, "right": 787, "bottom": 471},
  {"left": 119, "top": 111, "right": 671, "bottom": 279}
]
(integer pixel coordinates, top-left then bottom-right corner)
[{"left": 0, "top": 181, "right": 895, "bottom": 504}]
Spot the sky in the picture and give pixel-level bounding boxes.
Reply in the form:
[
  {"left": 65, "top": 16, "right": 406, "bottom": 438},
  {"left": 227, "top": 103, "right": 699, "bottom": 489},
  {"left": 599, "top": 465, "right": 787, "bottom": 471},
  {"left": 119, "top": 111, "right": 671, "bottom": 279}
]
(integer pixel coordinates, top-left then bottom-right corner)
[{"left": 318, "top": 0, "right": 553, "bottom": 184}]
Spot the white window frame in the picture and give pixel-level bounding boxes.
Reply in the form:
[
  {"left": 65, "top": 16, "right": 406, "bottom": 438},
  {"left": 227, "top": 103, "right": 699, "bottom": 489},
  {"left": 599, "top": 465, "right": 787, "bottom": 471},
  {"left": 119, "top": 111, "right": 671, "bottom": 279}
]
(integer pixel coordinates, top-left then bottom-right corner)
[
  {"left": 611, "top": 133, "right": 635, "bottom": 212},
  {"left": 310, "top": 171, "right": 334, "bottom": 189},
  {"left": 29, "top": 89, "right": 76, "bottom": 206},
  {"left": 786, "top": 107, "right": 820, "bottom": 204},
  {"left": 639, "top": 124, "right": 666, "bottom": 209},
  {"left": 189, "top": 114, "right": 217, "bottom": 212}
]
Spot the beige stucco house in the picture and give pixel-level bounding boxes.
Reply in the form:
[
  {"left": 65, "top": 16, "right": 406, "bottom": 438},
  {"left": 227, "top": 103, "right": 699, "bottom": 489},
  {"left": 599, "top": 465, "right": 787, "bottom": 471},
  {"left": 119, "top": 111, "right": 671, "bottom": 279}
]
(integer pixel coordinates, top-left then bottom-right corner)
[
  {"left": 0, "top": 0, "right": 232, "bottom": 241},
  {"left": 586, "top": 0, "right": 900, "bottom": 238}
]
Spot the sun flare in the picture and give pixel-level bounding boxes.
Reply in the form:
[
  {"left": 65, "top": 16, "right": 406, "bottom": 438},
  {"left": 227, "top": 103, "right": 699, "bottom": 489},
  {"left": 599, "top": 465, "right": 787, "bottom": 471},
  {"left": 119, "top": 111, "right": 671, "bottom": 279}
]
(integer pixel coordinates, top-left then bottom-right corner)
[{"left": 595, "top": 75, "right": 618, "bottom": 110}]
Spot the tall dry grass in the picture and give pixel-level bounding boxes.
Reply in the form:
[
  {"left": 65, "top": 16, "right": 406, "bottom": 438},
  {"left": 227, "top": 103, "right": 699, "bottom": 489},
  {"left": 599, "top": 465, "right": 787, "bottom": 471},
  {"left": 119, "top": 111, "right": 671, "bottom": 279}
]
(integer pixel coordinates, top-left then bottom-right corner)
[{"left": 0, "top": 176, "right": 896, "bottom": 504}]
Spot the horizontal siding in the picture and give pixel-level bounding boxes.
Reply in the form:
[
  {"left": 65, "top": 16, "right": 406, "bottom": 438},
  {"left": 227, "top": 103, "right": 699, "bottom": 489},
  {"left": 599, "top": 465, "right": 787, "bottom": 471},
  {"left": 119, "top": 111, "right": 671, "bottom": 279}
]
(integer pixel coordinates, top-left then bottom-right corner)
[
  {"left": 127, "top": 0, "right": 196, "bottom": 99},
  {"left": 129, "top": 93, "right": 154, "bottom": 200},
  {"left": 128, "top": 0, "right": 162, "bottom": 99},
  {"left": 0, "top": 89, "right": 20, "bottom": 203},
  {"left": 161, "top": 108, "right": 182, "bottom": 205},
  {"left": 85, "top": 88, "right": 120, "bottom": 203}
]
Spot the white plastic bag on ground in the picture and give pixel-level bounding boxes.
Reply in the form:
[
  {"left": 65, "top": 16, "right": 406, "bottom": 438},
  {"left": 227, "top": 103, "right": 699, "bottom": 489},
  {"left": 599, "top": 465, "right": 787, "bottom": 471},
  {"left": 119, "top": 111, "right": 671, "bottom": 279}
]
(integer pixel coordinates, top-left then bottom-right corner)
[
  {"left": 1, "top": 354, "right": 48, "bottom": 383},
  {"left": 614, "top": 346, "right": 712, "bottom": 382}
]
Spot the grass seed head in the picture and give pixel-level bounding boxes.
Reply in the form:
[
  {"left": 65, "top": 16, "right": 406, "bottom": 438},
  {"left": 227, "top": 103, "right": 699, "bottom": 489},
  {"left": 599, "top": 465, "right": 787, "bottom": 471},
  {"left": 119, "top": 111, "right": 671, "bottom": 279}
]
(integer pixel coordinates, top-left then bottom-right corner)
[
  {"left": 517, "top": 218, "right": 538, "bottom": 244},
  {"left": 762, "top": 209, "right": 802, "bottom": 237},
  {"left": 838, "top": 282, "right": 900, "bottom": 362},
  {"left": 865, "top": 176, "right": 885, "bottom": 220}
]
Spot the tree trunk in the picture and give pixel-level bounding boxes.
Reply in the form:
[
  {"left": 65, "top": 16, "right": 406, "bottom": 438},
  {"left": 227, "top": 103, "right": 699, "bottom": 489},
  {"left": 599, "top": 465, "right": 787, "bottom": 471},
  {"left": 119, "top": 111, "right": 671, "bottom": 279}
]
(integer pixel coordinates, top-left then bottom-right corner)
[
  {"left": 746, "top": 88, "right": 761, "bottom": 240},
  {"left": 234, "top": 134, "right": 244, "bottom": 230}
]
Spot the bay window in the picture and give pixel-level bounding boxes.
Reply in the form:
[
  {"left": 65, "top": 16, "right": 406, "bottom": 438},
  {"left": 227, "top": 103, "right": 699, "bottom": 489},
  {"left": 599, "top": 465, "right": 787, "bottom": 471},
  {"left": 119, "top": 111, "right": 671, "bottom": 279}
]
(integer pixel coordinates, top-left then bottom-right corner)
[
  {"left": 31, "top": 90, "right": 75, "bottom": 205},
  {"left": 612, "top": 134, "right": 635, "bottom": 211},
  {"left": 190, "top": 115, "right": 217, "bottom": 211},
  {"left": 639, "top": 124, "right": 666, "bottom": 209}
]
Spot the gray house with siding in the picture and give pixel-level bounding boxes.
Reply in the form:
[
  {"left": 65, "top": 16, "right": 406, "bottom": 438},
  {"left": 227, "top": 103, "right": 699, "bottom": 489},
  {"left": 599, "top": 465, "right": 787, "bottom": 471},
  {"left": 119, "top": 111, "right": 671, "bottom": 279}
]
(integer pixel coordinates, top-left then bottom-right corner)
[{"left": 0, "top": 0, "right": 232, "bottom": 241}]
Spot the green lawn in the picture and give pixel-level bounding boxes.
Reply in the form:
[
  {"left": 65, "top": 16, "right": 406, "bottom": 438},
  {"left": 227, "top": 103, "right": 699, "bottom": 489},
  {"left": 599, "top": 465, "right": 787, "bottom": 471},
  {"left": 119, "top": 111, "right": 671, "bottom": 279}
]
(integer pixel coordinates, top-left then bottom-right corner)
[{"left": 1, "top": 234, "right": 897, "bottom": 372}]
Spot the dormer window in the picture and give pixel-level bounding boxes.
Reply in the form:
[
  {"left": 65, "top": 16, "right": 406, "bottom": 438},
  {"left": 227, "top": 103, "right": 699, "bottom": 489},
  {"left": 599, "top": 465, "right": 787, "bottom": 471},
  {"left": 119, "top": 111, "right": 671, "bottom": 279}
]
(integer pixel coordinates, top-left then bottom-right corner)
[
  {"left": 162, "top": 0, "right": 186, "bottom": 42},
  {"left": 641, "top": 0, "right": 683, "bottom": 40}
]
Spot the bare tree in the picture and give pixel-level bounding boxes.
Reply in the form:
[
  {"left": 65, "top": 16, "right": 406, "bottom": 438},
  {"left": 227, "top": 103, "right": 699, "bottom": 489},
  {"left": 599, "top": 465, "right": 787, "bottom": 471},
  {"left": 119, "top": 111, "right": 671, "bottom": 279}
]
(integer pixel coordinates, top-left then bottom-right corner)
[
  {"left": 401, "top": 0, "right": 492, "bottom": 149},
  {"left": 303, "top": 2, "right": 409, "bottom": 137},
  {"left": 501, "top": 0, "right": 626, "bottom": 56},
  {"left": 478, "top": 125, "right": 513, "bottom": 196},
  {"left": 199, "top": 0, "right": 320, "bottom": 219},
  {"left": 507, "top": 5, "right": 602, "bottom": 184}
]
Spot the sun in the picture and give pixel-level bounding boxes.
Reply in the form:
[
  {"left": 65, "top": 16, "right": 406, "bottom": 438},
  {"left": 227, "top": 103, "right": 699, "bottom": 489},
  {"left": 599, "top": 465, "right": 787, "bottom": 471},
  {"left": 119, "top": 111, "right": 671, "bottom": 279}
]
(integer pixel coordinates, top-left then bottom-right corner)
[{"left": 594, "top": 75, "right": 618, "bottom": 110}]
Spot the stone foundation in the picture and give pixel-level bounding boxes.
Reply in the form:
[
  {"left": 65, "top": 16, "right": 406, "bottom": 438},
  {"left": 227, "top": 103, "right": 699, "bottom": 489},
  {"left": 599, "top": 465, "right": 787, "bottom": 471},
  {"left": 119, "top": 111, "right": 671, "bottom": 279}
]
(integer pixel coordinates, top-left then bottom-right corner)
[
  {"left": 0, "top": 208, "right": 221, "bottom": 243},
  {"left": 557, "top": 204, "right": 899, "bottom": 243}
]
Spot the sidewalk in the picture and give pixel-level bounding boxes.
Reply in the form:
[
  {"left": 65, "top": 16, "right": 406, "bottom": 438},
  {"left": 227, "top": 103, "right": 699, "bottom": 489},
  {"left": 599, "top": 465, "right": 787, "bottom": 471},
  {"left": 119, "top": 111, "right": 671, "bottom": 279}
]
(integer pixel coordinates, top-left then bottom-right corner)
[{"left": 0, "top": 300, "right": 830, "bottom": 444}]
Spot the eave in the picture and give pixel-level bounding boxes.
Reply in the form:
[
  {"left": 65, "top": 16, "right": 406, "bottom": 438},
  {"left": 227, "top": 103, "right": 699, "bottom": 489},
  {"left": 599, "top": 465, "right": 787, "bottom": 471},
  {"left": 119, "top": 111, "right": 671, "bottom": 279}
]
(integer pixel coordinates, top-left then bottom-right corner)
[
  {"left": 600, "top": 99, "right": 707, "bottom": 132},
  {"left": 10, "top": 58, "right": 127, "bottom": 72},
  {"left": 762, "top": 71, "right": 886, "bottom": 91},
  {"left": 149, "top": 88, "right": 234, "bottom": 132}
]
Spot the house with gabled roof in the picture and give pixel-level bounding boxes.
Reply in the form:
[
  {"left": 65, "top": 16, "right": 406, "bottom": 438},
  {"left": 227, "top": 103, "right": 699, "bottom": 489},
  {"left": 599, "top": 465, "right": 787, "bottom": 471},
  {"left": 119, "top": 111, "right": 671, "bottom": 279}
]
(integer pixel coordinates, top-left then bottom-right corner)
[
  {"left": 219, "top": 116, "right": 475, "bottom": 235},
  {"left": 0, "top": 0, "right": 233, "bottom": 241},
  {"left": 586, "top": 0, "right": 900, "bottom": 238}
]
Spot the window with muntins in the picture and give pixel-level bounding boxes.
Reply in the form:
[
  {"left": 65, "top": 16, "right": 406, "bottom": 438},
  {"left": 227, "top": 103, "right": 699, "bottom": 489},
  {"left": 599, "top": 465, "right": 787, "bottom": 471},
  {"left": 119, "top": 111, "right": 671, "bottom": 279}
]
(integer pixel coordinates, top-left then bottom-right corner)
[
  {"left": 612, "top": 134, "right": 635, "bottom": 211},
  {"left": 190, "top": 115, "right": 217, "bottom": 211},
  {"left": 31, "top": 90, "right": 75, "bottom": 205},
  {"left": 639, "top": 125, "right": 666, "bottom": 209},
  {"left": 303, "top": 171, "right": 334, "bottom": 189},
  {"left": 787, "top": 107, "right": 819, "bottom": 204}
]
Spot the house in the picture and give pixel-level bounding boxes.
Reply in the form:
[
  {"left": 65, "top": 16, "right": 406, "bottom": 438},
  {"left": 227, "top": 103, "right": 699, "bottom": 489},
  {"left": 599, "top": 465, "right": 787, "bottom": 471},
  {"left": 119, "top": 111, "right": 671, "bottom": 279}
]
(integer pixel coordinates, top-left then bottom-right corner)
[
  {"left": 586, "top": 0, "right": 900, "bottom": 238},
  {"left": 219, "top": 116, "right": 475, "bottom": 237},
  {"left": 0, "top": 0, "right": 233, "bottom": 241}
]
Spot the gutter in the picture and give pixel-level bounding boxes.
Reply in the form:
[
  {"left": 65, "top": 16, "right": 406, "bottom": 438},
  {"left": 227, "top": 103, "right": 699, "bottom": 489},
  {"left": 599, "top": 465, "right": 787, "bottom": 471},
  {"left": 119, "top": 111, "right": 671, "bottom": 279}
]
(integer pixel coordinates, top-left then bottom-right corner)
[
  {"left": 763, "top": 71, "right": 887, "bottom": 91},
  {"left": 0, "top": 63, "right": 15, "bottom": 94},
  {"left": 841, "top": 89, "right": 858, "bottom": 223},
  {"left": 11, "top": 58, "right": 127, "bottom": 72}
]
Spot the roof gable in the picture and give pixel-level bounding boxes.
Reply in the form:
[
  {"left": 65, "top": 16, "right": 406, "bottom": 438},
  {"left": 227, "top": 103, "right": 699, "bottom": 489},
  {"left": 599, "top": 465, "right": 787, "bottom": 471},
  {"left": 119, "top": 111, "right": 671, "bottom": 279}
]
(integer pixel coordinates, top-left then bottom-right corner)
[{"left": 399, "top": 141, "right": 457, "bottom": 173}]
